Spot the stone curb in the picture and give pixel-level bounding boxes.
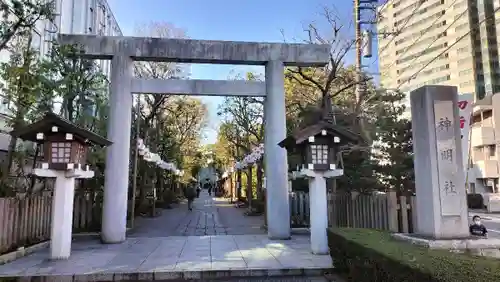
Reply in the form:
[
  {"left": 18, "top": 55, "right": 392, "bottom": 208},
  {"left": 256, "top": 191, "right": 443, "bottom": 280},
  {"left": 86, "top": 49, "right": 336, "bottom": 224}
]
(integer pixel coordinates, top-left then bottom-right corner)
[
  {"left": 392, "top": 233, "right": 500, "bottom": 249},
  {"left": 0, "top": 267, "right": 333, "bottom": 281},
  {"left": 260, "top": 225, "right": 310, "bottom": 235},
  {"left": 0, "top": 229, "right": 134, "bottom": 265},
  {"left": 0, "top": 241, "right": 49, "bottom": 266}
]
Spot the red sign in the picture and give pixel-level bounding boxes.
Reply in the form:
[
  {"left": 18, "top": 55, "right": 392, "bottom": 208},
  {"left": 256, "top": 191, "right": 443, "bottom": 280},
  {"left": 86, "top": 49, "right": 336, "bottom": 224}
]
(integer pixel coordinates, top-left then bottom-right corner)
[
  {"left": 459, "top": 116, "right": 465, "bottom": 129},
  {"left": 457, "top": 100, "right": 468, "bottom": 110}
]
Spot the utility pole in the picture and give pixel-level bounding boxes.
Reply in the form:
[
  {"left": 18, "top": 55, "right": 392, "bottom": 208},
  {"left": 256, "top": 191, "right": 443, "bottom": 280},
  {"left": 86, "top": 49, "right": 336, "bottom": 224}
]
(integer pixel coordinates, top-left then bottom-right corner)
[
  {"left": 354, "top": 0, "right": 376, "bottom": 104},
  {"left": 354, "top": 0, "right": 363, "bottom": 107},
  {"left": 354, "top": 0, "right": 376, "bottom": 140}
]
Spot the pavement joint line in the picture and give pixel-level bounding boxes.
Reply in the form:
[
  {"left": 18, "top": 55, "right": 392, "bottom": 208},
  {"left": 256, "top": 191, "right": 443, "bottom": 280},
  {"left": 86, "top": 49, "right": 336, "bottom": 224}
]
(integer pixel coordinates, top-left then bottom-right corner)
[{"left": 177, "top": 234, "right": 189, "bottom": 258}]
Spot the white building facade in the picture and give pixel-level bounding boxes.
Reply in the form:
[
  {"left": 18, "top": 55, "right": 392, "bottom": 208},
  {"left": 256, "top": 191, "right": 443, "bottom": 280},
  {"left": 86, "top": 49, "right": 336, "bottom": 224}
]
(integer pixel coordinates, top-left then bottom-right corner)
[{"left": 0, "top": 0, "right": 122, "bottom": 152}]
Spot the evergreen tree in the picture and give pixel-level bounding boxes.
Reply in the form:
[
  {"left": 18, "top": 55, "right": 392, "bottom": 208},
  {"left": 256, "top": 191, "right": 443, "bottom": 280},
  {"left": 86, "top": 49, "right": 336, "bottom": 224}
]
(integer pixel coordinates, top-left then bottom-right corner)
[{"left": 372, "top": 90, "right": 414, "bottom": 194}]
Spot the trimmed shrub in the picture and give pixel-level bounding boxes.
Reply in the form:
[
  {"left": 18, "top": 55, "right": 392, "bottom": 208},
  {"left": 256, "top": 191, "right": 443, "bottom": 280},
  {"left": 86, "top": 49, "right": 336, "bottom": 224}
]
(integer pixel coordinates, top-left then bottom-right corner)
[
  {"left": 328, "top": 228, "right": 500, "bottom": 282},
  {"left": 467, "top": 193, "right": 484, "bottom": 209}
]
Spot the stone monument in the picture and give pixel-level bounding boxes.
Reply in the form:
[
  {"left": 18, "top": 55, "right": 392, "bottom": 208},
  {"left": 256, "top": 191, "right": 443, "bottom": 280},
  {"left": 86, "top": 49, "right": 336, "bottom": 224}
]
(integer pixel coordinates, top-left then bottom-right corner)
[{"left": 410, "top": 85, "right": 469, "bottom": 238}]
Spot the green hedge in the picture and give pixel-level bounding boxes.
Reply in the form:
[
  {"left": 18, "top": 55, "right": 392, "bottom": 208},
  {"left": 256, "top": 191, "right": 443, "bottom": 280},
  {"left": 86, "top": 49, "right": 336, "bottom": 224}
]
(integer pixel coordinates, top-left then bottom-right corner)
[{"left": 328, "top": 228, "right": 500, "bottom": 282}]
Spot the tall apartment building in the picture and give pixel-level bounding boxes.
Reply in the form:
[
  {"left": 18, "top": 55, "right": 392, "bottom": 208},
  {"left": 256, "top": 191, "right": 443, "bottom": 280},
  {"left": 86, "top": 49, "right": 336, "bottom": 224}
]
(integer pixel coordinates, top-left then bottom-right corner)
[
  {"left": 0, "top": 0, "right": 122, "bottom": 152},
  {"left": 377, "top": 0, "right": 500, "bottom": 193}
]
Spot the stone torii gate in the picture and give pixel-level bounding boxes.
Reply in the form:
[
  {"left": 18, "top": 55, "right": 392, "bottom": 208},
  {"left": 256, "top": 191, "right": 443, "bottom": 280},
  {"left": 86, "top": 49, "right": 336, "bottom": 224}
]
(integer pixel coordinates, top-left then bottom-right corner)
[{"left": 58, "top": 34, "right": 330, "bottom": 243}]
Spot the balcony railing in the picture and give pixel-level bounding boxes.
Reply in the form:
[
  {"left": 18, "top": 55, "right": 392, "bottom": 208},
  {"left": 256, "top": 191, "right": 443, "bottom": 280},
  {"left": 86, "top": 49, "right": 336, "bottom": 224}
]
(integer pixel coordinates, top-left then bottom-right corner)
[
  {"left": 474, "top": 160, "right": 499, "bottom": 178},
  {"left": 471, "top": 126, "right": 495, "bottom": 147}
]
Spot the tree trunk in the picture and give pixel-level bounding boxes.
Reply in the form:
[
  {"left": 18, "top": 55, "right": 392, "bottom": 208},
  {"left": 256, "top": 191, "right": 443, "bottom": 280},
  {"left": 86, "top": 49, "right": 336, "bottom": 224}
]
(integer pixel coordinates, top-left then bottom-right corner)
[
  {"left": 236, "top": 169, "right": 242, "bottom": 200},
  {"left": 2, "top": 34, "right": 34, "bottom": 183},
  {"left": 137, "top": 130, "right": 150, "bottom": 214},
  {"left": 246, "top": 165, "right": 252, "bottom": 208},
  {"left": 256, "top": 161, "right": 263, "bottom": 201},
  {"left": 154, "top": 119, "right": 163, "bottom": 202},
  {"left": 3, "top": 119, "right": 19, "bottom": 181}
]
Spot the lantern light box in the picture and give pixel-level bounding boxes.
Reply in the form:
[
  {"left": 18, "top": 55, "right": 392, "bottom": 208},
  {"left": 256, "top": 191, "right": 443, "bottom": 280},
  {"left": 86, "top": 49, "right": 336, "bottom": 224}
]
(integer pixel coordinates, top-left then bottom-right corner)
[
  {"left": 278, "top": 120, "right": 360, "bottom": 172},
  {"left": 11, "top": 112, "right": 111, "bottom": 171}
]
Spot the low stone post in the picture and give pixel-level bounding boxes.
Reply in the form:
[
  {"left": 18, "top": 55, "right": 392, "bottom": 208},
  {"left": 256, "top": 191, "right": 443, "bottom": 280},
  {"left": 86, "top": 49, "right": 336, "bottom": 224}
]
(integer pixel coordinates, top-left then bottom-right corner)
[
  {"left": 299, "top": 169, "right": 343, "bottom": 254},
  {"left": 36, "top": 168, "right": 95, "bottom": 259}
]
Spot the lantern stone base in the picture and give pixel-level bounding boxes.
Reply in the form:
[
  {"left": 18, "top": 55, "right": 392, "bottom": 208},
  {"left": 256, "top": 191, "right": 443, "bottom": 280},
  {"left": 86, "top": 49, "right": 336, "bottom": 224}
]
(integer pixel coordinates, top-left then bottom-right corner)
[
  {"left": 297, "top": 168, "right": 343, "bottom": 255},
  {"left": 34, "top": 168, "right": 95, "bottom": 260},
  {"left": 34, "top": 168, "right": 94, "bottom": 179},
  {"left": 298, "top": 168, "right": 343, "bottom": 179}
]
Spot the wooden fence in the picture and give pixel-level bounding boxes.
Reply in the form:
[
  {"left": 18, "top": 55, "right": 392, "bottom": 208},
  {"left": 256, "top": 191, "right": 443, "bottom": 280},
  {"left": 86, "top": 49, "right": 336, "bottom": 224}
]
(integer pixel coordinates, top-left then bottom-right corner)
[
  {"left": 0, "top": 190, "right": 102, "bottom": 255},
  {"left": 290, "top": 192, "right": 310, "bottom": 227},
  {"left": 289, "top": 191, "right": 416, "bottom": 233}
]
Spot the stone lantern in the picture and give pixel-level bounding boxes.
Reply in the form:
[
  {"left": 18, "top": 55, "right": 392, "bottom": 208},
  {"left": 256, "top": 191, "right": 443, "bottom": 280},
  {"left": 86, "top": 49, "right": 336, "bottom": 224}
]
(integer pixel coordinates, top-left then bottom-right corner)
[
  {"left": 278, "top": 101, "right": 360, "bottom": 255},
  {"left": 13, "top": 112, "right": 111, "bottom": 171},
  {"left": 11, "top": 112, "right": 111, "bottom": 260},
  {"left": 279, "top": 121, "right": 358, "bottom": 173}
]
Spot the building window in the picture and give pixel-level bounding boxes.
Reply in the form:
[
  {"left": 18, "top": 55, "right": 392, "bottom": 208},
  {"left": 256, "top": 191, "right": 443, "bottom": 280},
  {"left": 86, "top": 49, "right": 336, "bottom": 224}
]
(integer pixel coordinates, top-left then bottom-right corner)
[
  {"left": 396, "top": 44, "right": 447, "bottom": 64},
  {"left": 31, "top": 30, "right": 41, "bottom": 51},
  {"left": 88, "top": 5, "right": 95, "bottom": 34},
  {"left": 457, "top": 58, "right": 471, "bottom": 65},
  {"left": 488, "top": 145, "right": 496, "bottom": 157},
  {"left": 428, "top": 75, "right": 450, "bottom": 84},
  {"left": 469, "top": 182, "right": 475, "bottom": 193},
  {"left": 454, "top": 1, "right": 466, "bottom": 9},
  {"left": 459, "top": 80, "right": 473, "bottom": 87},
  {"left": 459, "top": 69, "right": 473, "bottom": 76}
]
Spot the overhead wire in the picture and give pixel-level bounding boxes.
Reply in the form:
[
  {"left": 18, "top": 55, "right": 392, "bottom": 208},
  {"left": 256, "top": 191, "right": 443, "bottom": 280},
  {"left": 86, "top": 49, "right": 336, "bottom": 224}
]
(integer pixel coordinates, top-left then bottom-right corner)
[
  {"left": 373, "top": 0, "right": 462, "bottom": 78},
  {"left": 361, "top": 0, "right": 426, "bottom": 79},
  {"left": 367, "top": 0, "right": 389, "bottom": 49},
  {"left": 376, "top": 0, "right": 426, "bottom": 60},
  {"left": 376, "top": 0, "right": 390, "bottom": 18},
  {"left": 350, "top": 0, "right": 401, "bottom": 77},
  {"left": 396, "top": 5, "right": 500, "bottom": 90},
  {"left": 396, "top": 6, "right": 468, "bottom": 86}
]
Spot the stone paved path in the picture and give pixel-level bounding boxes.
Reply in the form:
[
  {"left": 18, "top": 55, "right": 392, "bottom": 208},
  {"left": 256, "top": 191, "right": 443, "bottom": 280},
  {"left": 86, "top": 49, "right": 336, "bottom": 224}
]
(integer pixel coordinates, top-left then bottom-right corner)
[
  {"left": 0, "top": 192, "right": 334, "bottom": 281},
  {"left": 130, "top": 191, "right": 265, "bottom": 237},
  {"left": 0, "top": 235, "right": 332, "bottom": 280}
]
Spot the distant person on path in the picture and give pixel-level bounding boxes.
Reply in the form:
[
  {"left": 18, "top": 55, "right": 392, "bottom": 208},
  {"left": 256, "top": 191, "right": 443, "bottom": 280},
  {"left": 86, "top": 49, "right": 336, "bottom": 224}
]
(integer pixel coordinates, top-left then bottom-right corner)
[
  {"left": 215, "top": 181, "right": 220, "bottom": 196},
  {"left": 196, "top": 184, "right": 201, "bottom": 198},
  {"left": 208, "top": 182, "right": 212, "bottom": 196},
  {"left": 184, "top": 182, "right": 197, "bottom": 211},
  {"left": 204, "top": 182, "right": 212, "bottom": 196},
  {"left": 470, "top": 215, "right": 488, "bottom": 237}
]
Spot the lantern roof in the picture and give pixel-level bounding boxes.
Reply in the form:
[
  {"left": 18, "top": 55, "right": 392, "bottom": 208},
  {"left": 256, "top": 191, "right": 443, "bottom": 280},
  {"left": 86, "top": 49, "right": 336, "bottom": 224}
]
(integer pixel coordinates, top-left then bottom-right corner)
[
  {"left": 278, "top": 120, "right": 362, "bottom": 150},
  {"left": 10, "top": 112, "right": 112, "bottom": 147}
]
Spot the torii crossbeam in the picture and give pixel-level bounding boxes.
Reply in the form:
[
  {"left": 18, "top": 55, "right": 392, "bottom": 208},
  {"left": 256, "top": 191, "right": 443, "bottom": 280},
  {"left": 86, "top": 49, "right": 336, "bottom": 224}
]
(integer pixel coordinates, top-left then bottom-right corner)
[{"left": 58, "top": 34, "right": 330, "bottom": 243}]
